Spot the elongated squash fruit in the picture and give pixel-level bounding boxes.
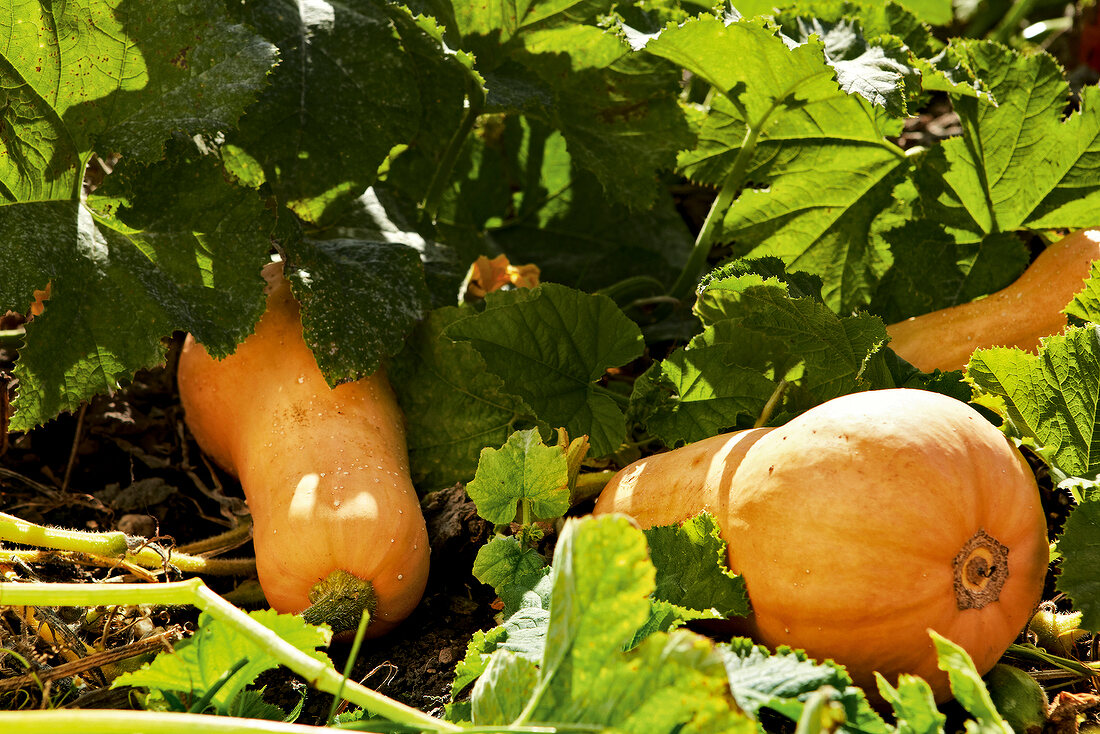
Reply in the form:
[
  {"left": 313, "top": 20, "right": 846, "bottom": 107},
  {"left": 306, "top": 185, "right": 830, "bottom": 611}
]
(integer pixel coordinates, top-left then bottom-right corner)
[
  {"left": 887, "top": 228, "right": 1100, "bottom": 372},
  {"left": 592, "top": 428, "right": 773, "bottom": 526},
  {"left": 177, "top": 262, "right": 429, "bottom": 636},
  {"left": 595, "top": 389, "right": 1048, "bottom": 702}
]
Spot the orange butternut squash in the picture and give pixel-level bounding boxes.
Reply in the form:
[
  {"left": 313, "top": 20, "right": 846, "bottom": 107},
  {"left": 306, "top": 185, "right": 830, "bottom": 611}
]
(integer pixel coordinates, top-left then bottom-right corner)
[
  {"left": 887, "top": 228, "right": 1100, "bottom": 372},
  {"left": 177, "top": 262, "right": 429, "bottom": 637},
  {"left": 595, "top": 389, "right": 1048, "bottom": 701}
]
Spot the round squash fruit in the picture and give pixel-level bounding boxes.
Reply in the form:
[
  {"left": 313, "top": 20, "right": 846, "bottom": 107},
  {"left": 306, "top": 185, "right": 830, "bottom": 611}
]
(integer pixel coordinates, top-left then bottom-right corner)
[
  {"left": 177, "top": 261, "right": 430, "bottom": 637},
  {"left": 723, "top": 389, "right": 1048, "bottom": 700}
]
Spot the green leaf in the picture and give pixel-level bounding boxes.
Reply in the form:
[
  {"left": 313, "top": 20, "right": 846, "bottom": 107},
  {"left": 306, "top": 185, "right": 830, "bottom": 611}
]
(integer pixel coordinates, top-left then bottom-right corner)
[
  {"left": 644, "top": 513, "right": 750, "bottom": 618},
  {"left": 870, "top": 224, "right": 1029, "bottom": 323},
  {"left": 390, "top": 306, "right": 535, "bottom": 490},
  {"left": 229, "top": 689, "right": 292, "bottom": 722},
  {"left": 0, "top": 0, "right": 276, "bottom": 201},
  {"left": 912, "top": 41, "right": 1100, "bottom": 242},
  {"left": 452, "top": 570, "right": 554, "bottom": 703},
  {"left": 893, "top": 0, "right": 953, "bottom": 25},
  {"left": 527, "top": 515, "right": 751, "bottom": 732},
  {"left": 776, "top": 16, "right": 918, "bottom": 117},
  {"left": 651, "top": 15, "right": 908, "bottom": 312},
  {"left": 7, "top": 143, "right": 273, "bottom": 430},
  {"left": 471, "top": 651, "right": 541, "bottom": 726},
  {"left": 513, "top": 24, "right": 692, "bottom": 207},
  {"left": 473, "top": 535, "right": 549, "bottom": 595},
  {"left": 447, "top": 0, "right": 615, "bottom": 47},
  {"left": 466, "top": 428, "right": 570, "bottom": 525},
  {"left": 1065, "top": 259, "right": 1100, "bottom": 326},
  {"left": 223, "top": 0, "right": 442, "bottom": 223},
  {"left": 113, "top": 610, "right": 330, "bottom": 714},
  {"left": 643, "top": 276, "right": 892, "bottom": 445},
  {"left": 446, "top": 284, "right": 645, "bottom": 456},
  {"left": 967, "top": 327, "right": 1100, "bottom": 477},
  {"left": 875, "top": 673, "right": 946, "bottom": 734},
  {"left": 930, "top": 631, "right": 1013, "bottom": 734},
  {"left": 719, "top": 639, "right": 888, "bottom": 734},
  {"left": 1055, "top": 500, "right": 1100, "bottom": 632},
  {"left": 639, "top": 320, "right": 780, "bottom": 446},
  {"left": 483, "top": 121, "right": 694, "bottom": 291},
  {"left": 284, "top": 239, "right": 429, "bottom": 386}
]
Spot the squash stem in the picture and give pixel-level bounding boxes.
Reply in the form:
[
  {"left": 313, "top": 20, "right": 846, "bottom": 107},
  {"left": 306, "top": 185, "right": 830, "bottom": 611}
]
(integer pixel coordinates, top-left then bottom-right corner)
[
  {"left": 301, "top": 569, "right": 376, "bottom": 636},
  {"left": 754, "top": 379, "right": 789, "bottom": 428},
  {"left": 572, "top": 470, "right": 617, "bottom": 506}
]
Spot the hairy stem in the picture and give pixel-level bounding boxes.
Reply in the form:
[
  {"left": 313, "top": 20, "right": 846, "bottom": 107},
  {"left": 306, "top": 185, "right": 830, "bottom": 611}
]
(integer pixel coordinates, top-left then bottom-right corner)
[
  {"left": 0, "top": 512, "right": 255, "bottom": 576},
  {"left": 420, "top": 73, "right": 486, "bottom": 223},
  {"left": 669, "top": 116, "right": 764, "bottom": 301},
  {"left": 0, "top": 579, "right": 460, "bottom": 732}
]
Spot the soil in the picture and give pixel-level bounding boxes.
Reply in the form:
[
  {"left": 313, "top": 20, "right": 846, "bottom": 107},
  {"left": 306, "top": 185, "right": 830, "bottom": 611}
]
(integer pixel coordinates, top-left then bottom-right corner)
[{"left": 0, "top": 334, "right": 498, "bottom": 723}]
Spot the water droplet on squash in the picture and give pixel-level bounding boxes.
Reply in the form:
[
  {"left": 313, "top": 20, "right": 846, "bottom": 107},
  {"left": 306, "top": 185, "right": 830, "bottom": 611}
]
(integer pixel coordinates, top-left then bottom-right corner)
[
  {"left": 297, "top": 376, "right": 304, "bottom": 384},
  {"left": 397, "top": 574, "right": 404, "bottom": 580}
]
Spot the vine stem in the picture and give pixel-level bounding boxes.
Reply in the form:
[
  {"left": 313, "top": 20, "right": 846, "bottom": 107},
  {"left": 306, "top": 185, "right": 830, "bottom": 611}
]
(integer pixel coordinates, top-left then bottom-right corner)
[
  {"left": 754, "top": 379, "right": 789, "bottom": 428},
  {"left": 419, "top": 72, "right": 486, "bottom": 223},
  {"left": 0, "top": 511, "right": 255, "bottom": 576},
  {"left": 668, "top": 123, "right": 758, "bottom": 302},
  {"left": 667, "top": 69, "right": 840, "bottom": 303},
  {"left": 0, "top": 578, "right": 460, "bottom": 733},
  {"left": 0, "top": 709, "right": 586, "bottom": 734}
]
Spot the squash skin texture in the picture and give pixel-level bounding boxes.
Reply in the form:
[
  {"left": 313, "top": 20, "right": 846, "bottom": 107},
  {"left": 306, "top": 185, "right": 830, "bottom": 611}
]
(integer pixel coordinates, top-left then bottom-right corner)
[
  {"left": 886, "top": 228, "right": 1100, "bottom": 372},
  {"left": 724, "top": 389, "right": 1048, "bottom": 700},
  {"left": 177, "top": 263, "right": 430, "bottom": 637},
  {"left": 592, "top": 428, "right": 773, "bottom": 527}
]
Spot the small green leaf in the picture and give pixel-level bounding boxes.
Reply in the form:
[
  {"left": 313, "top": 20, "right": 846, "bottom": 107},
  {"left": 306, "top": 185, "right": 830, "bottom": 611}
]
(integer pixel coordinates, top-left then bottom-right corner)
[
  {"left": 643, "top": 275, "right": 892, "bottom": 446},
  {"left": 1055, "top": 500, "right": 1100, "bottom": 632},
  {"left": 930, "top": 631, "right": 1013, "bottom": 734},
  {"left": 113, "top": 610, "right": 330, "bottom": 713},
  {"left": 875, "top": 673, "right": 946, "bottom": 734},
  {"left": 473, "top": 536, "right": 549, "bottom": 596},
  {"left": 720, "top": 640, "right": 888, "bottom": 734},
  {"left": 471, "top": 651, "right": 540, "bottom": 726},
  {"left": 466, "top": 429, "right": 570, "bottom": 525},
  {"left": 644, "top": 513, "right": 749, "bottom": 618},
  {"left": 1065, "top": 259, "right": 1100, "bottom": 326},
  {"left": 446, "top": 284, "right": 645, "bottom": 456},
  {"left": 967, "top": 327, "right": 1100, "bottom": 477}
]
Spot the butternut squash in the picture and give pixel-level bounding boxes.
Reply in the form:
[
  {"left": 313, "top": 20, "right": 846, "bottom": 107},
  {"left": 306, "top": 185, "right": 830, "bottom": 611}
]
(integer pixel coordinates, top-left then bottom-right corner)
[
  {"left": 595, "top": 389, "right": 1048, "bottom": 701},
  {"left": 886, "top": 228, "right": 1100, "bottom": 372},
  {"left": 176, "top": 262, "right": 429, "bottom": 637}
]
